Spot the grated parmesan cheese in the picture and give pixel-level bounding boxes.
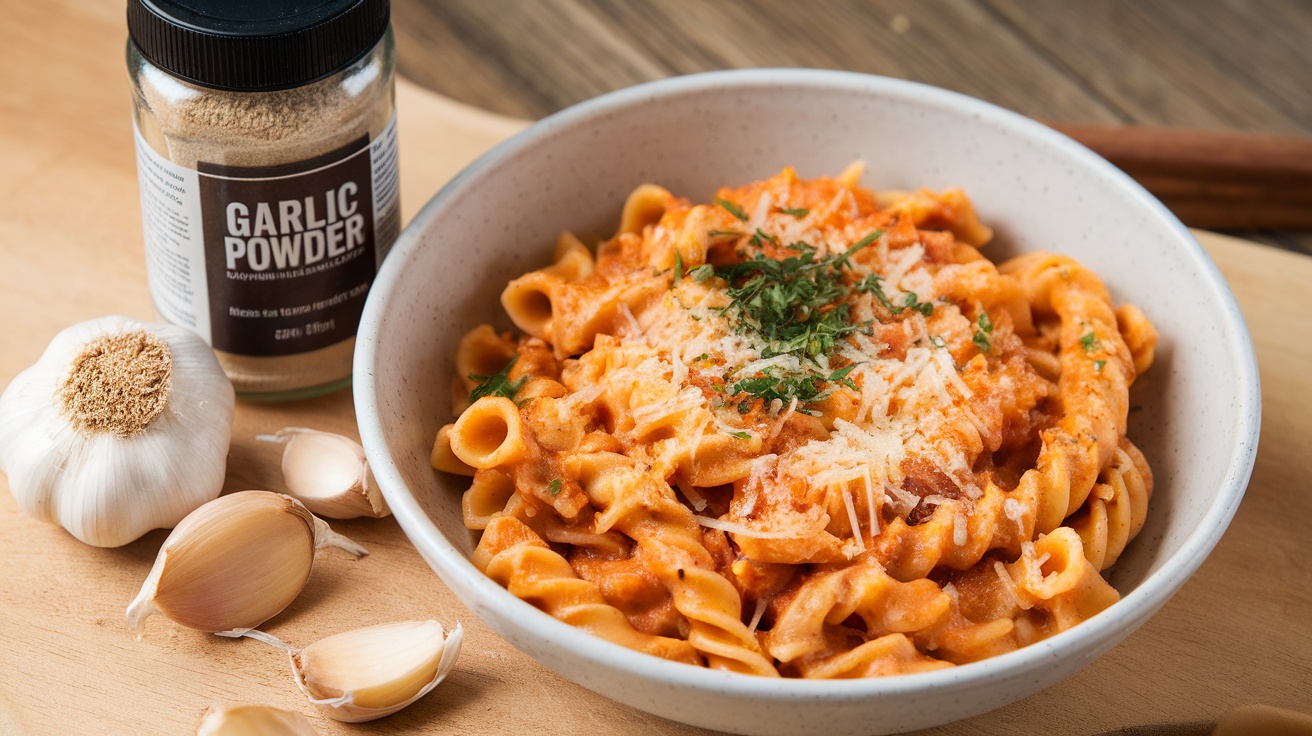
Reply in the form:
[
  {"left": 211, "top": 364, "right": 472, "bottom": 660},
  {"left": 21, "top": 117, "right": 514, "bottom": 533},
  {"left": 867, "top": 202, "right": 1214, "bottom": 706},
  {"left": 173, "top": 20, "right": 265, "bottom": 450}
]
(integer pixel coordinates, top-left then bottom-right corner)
[
  {"left": 861, "top": 466, "right": 879, "bottom": 536},
  {"left": 994, "top": 560, "right": 1031, "bottom": 610},
  {"left": 747, "top": 597, "right": 768, "bottom": 635},
  {"left": 694, "top": 514, "right": 804, "bottom": 539},
  {"left": 677, "top": 480, "right": 709, "bottom": 513},
  {"left": 617, "top": 302, "right": 644, "bottom": 342},
  {"left": 885, "top": 243, "right": 926, "bottom": 294},
  {"left": 842, "top": 488, "right": 866, "bottom": 553},
  {"left": 1003, "top": 498, "right": 1025, "bottom": 536},
  {"left": 744, "top": 189, "right": 774, "bottom": 233},
  {"left": 953, "top": 509, "right": 968, "bottom": 546}
]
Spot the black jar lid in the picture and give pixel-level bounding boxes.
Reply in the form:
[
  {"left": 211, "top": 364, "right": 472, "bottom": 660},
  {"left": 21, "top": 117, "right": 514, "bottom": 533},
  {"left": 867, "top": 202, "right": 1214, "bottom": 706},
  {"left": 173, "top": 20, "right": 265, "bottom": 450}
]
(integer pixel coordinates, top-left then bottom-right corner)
[{"left": 127, "top": 0, "right": 389, "bottom": 92}]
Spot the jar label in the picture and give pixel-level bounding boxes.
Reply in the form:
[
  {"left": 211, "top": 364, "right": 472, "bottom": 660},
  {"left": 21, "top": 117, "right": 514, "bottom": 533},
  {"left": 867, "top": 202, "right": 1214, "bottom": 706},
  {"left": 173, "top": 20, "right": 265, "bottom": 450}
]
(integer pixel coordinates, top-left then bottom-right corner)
[{"left": 133, "top": 114, "right": 400, "bottom": 357}]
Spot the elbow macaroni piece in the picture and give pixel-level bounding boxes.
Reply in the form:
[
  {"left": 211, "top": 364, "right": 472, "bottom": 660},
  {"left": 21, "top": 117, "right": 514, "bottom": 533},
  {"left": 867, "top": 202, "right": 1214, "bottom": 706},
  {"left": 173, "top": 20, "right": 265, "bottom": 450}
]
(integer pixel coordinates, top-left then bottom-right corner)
[
  {"left": 433, "top": 168, "right": 1156, "bottom": 677},
  {"left": 449, "top": 396, "right": 531, "bottom": 470}
]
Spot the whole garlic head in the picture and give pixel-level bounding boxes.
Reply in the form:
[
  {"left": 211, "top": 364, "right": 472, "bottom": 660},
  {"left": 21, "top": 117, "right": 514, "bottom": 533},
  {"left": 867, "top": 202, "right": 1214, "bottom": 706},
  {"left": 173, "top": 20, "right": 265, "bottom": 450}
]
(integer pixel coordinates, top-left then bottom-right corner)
[{"left": 0, "top": 316, "right": 234, "bottom": 547}]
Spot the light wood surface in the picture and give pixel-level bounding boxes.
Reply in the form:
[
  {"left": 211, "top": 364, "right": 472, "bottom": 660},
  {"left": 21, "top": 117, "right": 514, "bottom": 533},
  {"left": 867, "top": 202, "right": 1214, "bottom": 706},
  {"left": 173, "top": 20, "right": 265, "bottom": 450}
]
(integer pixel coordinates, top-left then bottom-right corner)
[{"left": 1, "top": 2, "right": 1310, "bottom": 735}]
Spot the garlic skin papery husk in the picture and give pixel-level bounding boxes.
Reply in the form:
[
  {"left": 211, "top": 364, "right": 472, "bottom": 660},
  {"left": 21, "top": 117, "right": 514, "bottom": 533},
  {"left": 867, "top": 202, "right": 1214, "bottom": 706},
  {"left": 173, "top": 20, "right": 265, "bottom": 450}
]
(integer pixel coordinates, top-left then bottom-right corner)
[
  {"left": 196, "top": 704, "right": 320, "bottom": 736},
  {"left": 0, "top": 316, "right": 234, "bottom": 547},
  {"left": 127, "top": 490, "right": 368, "bottom": 638},
  {"left": 258, "top": 428, "right": 390, "bottom": 519},
  {"left": 238, "top": 621, "right": 463, "bottom": 723}
]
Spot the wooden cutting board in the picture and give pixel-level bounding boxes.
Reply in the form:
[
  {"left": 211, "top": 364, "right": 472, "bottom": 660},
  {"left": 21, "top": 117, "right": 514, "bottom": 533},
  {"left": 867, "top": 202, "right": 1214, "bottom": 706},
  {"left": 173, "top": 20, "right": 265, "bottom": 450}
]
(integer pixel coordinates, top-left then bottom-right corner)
[{"left": 1, "top": 2, "right": 1309, "bottom": 734}]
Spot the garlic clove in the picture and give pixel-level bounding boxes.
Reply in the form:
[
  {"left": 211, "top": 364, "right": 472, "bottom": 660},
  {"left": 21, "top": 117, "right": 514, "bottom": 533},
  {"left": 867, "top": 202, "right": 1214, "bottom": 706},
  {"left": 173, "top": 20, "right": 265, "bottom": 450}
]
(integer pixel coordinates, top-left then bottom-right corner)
[
  {"left": 259, "top": 428, "right": 389, "bottom": 520},
  {"left": 291, "top": 620, "right": 463, "bottom": 722},
  {"left": 0, "top": 316, "right": 234, "bottom": 547},
  {"left": 196, "top": 704, "right": 319, "bottom": 736},
  {"left": 127, "top": 490, "right": 366, "bottom": 638}
]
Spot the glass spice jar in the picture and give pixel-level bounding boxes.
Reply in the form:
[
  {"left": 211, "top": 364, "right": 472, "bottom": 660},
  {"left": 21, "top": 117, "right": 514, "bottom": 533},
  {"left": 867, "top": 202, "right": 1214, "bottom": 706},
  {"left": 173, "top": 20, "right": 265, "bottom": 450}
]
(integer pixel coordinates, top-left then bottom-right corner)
[{"left": 126, "top": 0, "right": 399, "bottom": 400}]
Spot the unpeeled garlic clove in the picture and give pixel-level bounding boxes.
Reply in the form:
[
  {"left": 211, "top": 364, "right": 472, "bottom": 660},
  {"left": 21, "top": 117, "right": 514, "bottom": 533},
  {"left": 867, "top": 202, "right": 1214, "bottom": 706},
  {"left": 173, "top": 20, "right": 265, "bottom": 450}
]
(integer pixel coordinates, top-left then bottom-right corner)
[
  {"left": 127, "top": 490, "right": 367, "bottom": 639},
  {"left": 296, "top": 620, "right": 463, "bottom": 722},
  {"left": 196, "top": 704, "right": 319, "bottom": 736},
  {"left": 237, "top": 620, "right": 463, "bottom": 722},
  {"left": 259, "top": 428, "right": 389, "bottom": 520}
]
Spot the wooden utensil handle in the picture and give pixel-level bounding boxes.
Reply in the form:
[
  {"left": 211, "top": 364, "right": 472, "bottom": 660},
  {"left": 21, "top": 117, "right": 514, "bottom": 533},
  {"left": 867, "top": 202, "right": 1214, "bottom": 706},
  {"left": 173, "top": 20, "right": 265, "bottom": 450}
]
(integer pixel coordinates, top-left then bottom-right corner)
[{"left": 1049, "top": 123, "right": 1312, "bottom": 230}]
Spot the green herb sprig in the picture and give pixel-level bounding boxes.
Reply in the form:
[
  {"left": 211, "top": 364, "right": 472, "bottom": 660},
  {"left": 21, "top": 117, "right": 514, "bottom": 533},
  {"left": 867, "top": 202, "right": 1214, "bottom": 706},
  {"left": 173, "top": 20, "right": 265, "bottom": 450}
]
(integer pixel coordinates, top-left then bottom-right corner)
[
  {"left": 709, "top": 230, "right": 887, "bottom": 406},
  {"left": 469, "top": 355, "right": 528, "bottom": 402},
  {"left": 973, "top": 311, "right": 994, "bottom": 354},
  {"left": 716, "top": 197, "right": 748, "bottom": 221},
  {"left": 856, "top": 274, "right": 935, "bottom": 317},
  {"left": 688, "top": 264, "right": 715, "bottom": 282},
  {"left": 728, "top": 361, "right": 862, "bottom": 407},
  {"left": 1080, "top": 330, "right": 1101, "bottom": 353},
  {"left": 716, "top": 234, "right": 881, "bottom": 360}
]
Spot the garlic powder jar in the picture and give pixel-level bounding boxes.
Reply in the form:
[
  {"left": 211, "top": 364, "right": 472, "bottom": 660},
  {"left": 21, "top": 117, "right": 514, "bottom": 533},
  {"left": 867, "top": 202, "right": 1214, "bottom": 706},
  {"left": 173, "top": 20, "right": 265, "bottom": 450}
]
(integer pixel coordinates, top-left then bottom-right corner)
[{"left": 127, "top": 0, "right": 399, "bottom": 399}]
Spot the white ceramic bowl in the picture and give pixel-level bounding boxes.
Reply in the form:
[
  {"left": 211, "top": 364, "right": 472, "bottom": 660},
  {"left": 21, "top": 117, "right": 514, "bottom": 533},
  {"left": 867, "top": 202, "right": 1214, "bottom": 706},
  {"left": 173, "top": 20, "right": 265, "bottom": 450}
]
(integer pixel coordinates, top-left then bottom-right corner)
[{"left": 355, "top": 69, "right": 1260, "bottom": 735}]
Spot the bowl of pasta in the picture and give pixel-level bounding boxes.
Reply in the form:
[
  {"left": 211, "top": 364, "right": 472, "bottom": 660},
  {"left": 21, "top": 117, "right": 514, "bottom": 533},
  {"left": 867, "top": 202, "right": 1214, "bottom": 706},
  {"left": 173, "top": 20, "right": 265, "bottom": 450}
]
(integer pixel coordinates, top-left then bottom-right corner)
[{"left": 354, "top": 69, "right": 1259, "bottom": 735}]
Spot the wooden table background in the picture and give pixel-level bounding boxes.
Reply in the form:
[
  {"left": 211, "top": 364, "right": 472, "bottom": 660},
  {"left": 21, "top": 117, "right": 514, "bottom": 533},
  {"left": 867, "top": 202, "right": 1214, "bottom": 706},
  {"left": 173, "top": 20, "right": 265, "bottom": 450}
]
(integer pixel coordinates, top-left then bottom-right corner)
[
  {"left": 1, "top": 2, "right": 1311, "bottom": 735},
  {"left": 395, "top": 0, "right": 1312, "bottom": 255}
]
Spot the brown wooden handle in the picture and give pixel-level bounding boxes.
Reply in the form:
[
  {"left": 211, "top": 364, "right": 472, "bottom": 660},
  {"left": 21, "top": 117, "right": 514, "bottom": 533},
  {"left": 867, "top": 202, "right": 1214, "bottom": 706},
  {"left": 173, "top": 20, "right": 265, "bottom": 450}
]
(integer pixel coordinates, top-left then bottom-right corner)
[{"left": 1048, "top": 123, "right": 1312, "bottom": 230}]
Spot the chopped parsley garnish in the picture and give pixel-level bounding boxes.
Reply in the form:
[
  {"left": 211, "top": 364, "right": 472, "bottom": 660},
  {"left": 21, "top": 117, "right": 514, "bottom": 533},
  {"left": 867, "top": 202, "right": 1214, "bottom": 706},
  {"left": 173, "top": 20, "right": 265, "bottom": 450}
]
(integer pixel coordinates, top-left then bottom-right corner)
[
  {"left": 903, "top": 292, "right": 935, "bottom": 317},
  {"left": 973, "top": 311, "right": 994, "bottom": 354},
  {"left": 850, "top": 229, "right": 885, "bottom": 253},
  {"left": 856, "top": 273, "right": 899, "bottom": 312},
  {"left": 716, "top": 197, "right": 748, "bottom": 221},
  {"left": 856, "top": 274, "right": 933, "bottom": 317},
  {"left": 729, "top": 431, "right": 752, "bottom": 440},
  {"left": 547, "top": 478, "right": 562, "bottom": 496},
  {"left": 469, "top": 355, "right": 527, "bottom": 401},
  {"left": 673, "top": 250, "right": 684, "bottom": 284},
  {"left": 1095, "top": 359, "right": 1107, "bottom": 372},
  {"left": 827, "top": 363, "right": 860, "bottom": 390},
  {"left": 689, "top": 264, "right": 715, "bottom": 282},
  {"left": 778, "top": 206, "right": 810, "bottom": 218},
  {"left": 728, "top": 364, "right": 861, "bottom": 406},
  {"left": 708, "top": 229, "right": 744, "bottom": 238},
  {"left": 730, "top": 372, "right": 826, "bottom": 405},
  {"left": 1080, "top": 331, "right": 1101, "bottom": 353},
  {"left": 749, "top": 228, "right": 780, "bottom": 248},
  {"left": 717, "top": 250, "right": 858, "bottom": 359},
  {"left": 695, "top": 353, "right": 710, "bottom": 361},
  {"left": 710, "top": 231, "right": 885, "bottom": 406},
  {"left": 929, "top": 335, "right": 947, "bottom": 350}
]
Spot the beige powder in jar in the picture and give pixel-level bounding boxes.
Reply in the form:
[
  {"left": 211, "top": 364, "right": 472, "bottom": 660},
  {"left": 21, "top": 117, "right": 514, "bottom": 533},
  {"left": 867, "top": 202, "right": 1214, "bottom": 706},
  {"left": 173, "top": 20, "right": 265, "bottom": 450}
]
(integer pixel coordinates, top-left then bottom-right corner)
[{"left": 127, "top": 4, "right": 398, "bottom": 399}]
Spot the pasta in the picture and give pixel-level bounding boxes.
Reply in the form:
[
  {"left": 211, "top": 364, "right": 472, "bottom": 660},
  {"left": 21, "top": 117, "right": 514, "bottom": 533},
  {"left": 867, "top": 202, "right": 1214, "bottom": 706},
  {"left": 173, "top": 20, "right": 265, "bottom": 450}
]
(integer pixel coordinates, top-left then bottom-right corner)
[{"left": 433, "top": 166, "right": 1157, "bottom": 677}]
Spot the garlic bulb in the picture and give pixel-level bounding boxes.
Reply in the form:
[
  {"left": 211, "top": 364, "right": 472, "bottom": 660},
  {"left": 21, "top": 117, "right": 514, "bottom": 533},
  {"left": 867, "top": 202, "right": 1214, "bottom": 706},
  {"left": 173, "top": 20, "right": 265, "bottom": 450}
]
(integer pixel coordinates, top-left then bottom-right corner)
[
  {"left": 258, "top": 428, "right": 389, "bottom": 519},
  {"left": 237, "top": 621, "right": 463, "bottom": 723},
  {"left": 0, "top": 316, "right": 234, "bottom": 547},
  {"left": 196, "top": 704, "right": 319, "bottom": 736},
  {"left": 127, "top": 490, "right": 367, "bottom": 638}
]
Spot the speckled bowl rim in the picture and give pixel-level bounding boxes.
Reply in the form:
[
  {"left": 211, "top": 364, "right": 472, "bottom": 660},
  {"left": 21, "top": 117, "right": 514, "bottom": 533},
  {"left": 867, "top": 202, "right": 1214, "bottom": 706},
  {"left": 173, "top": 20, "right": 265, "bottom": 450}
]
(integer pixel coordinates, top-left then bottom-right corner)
[{"left": 355, "top": 69, "right": 1260, "bottom": 704}]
